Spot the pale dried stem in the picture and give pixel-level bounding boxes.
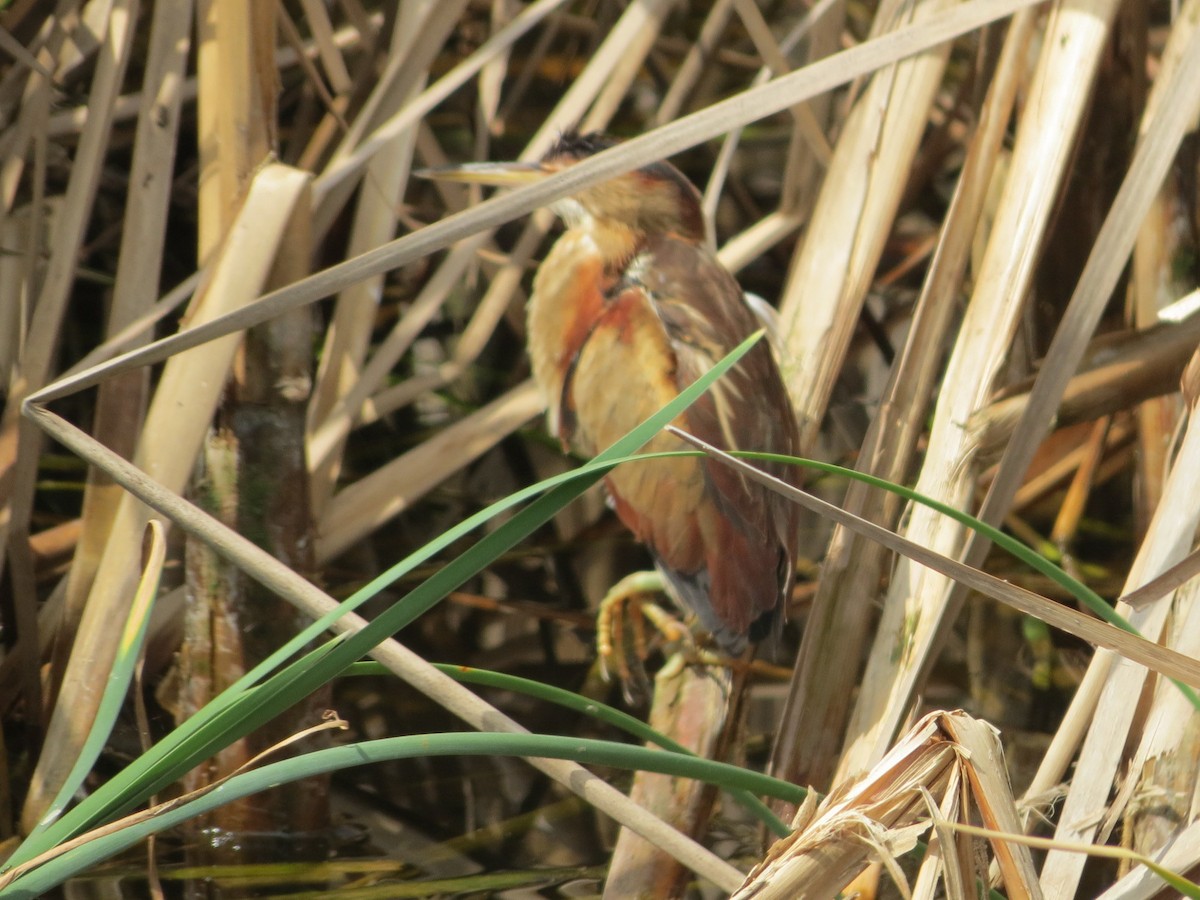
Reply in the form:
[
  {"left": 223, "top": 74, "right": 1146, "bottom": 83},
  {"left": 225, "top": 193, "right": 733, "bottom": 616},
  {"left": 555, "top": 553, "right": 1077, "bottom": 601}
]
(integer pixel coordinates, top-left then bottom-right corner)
[
  {"left": 777, "top": 0, "right": 956, "bottom": 450},
  {"left": 21, "top": 164, "right": 312, "bottom": 832},
  {"left": 716, "top": 210, "right": 805, "bottom": 275},
  {"left": 1039, "top": 396, "right": 1200, "bottom": 895},
  {"left": 1120, "top": 576, "right": 1200, "bottom": 857},
  {"left": 56, "top": 0, "right": 193, "bottom": 692},
  {"left": 478, "top": 0, "right": 520, "bottom": 133},
  {"left": 44, "top": 15, "right": 381, "bottom": 139},
  {"left": 312, "top": 0, "right": 567, "bottom": 233},
  {"left": 297, "top": 0, "right": 353, "bottom": 94},
  {"left": 1124, "top": 0, "right": 1200, "bottom": 536},
  {"left": 731, "top": 0, "right": 832, "bottom": 163},
  {"left": 771, "top": 5, "right": 1034, "bottom": 795},
  {"left": 964, "top": 0, "right": 1200, "bottom": 600},
  {"left": 703, "top": 1, "right": 842, "bottom": 242},
  {"left": 654, "top": 0, "right": 737, "bottom": 125},
  {"left": 0, "top": 0, "right": 139, "bottom": 724},
  {"left": 837, "top": 0, "right": 1124, "bottom": 783},
  {"left": 739, "top": 712, "right": 1040, "bottom": 900},
  {"left": 969, "top": 311, "right": 1200, "bottom": 454},
  {"left": 1048, "top": 416, "right": 1111, "bottom": 549},
  {"left": 0, "top": 13, "right": 69, "bottom": 213},
  {"left": 306, "top": 16, "right": 429, "bottom": 518}
]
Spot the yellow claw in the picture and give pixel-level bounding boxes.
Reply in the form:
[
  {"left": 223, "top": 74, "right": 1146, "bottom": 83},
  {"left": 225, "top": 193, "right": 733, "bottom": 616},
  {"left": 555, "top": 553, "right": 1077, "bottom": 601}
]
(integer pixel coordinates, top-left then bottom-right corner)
[{"left": 595, "top": 570, "right": 695, "bottom": 699}]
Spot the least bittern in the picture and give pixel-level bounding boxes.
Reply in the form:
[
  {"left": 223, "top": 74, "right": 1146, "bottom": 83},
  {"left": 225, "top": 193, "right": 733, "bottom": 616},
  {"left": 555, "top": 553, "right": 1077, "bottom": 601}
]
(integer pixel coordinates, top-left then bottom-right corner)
[{"left": 424, "top": 133, "right": 799, "bottom": 658}]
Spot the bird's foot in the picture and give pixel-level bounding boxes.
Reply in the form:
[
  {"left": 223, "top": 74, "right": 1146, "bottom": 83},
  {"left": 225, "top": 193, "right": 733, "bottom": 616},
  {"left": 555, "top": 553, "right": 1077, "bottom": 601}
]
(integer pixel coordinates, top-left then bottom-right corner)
[{"left": 596, "top": 571, "right": 692, "bottom": 699}]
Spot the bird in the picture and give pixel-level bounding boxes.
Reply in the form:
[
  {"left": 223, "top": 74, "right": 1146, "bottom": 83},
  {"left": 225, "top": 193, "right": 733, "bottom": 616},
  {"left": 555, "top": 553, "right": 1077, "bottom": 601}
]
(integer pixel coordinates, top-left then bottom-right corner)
[{"left": 422, "top": 132, "right": 800, "bottom": 658}]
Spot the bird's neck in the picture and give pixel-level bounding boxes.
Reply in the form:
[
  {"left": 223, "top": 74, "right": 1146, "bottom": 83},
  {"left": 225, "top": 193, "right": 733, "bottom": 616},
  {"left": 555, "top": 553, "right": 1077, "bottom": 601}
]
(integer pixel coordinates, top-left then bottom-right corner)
[{"left": 569, "top": 217, "right": 644, "bottom": 271}]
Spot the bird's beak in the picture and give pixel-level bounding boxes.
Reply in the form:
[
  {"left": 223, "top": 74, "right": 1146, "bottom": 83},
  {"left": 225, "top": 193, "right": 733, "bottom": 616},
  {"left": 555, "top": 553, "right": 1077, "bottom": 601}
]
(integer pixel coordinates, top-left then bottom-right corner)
[{"left": 415, "top": 161, "right": 550, "bottom": 186}]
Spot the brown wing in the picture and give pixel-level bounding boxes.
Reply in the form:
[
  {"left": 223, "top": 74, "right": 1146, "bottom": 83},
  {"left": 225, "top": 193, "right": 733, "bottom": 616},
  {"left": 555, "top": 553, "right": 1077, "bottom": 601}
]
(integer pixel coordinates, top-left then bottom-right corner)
[
  {"left": 644, "top": 236, "right": 800, "bottom": 643},
  {"left": 563, "top": 235, "right": 799, "bottom": 650}
]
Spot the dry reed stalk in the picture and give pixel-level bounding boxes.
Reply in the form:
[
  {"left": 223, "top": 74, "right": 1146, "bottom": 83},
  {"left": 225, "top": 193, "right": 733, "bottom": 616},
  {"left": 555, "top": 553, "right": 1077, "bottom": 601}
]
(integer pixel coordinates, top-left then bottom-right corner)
[
  {"left": 478, "top": 0, "right": 521, "bottom": 133},
  {"left": 181, "top": 180, "right": 325, "bottom": 841},
  {"left": 775, "top": 0, "right": 844, "bottom": 220},
  {"left": 1048, "top": 416, "right": 1111, "bottom": 555},
  {"left": 1121, "top": 577, "right": 1200, "bottom": 857},
  {"left": 312, "top": 0, "right": 492, "bottom": 232},
  {"left": 20, "top": 163, "right": 312, "bottom": 832},
  {"left": 0, "top": 0, "right": 138, "bottom": 723},
  {"left": 305, "top": 11, "right": 431, "bottom": 518},
  {"left": 0, "top": 20, "right": 49, "bottom": 80},
  {"left": 54, "top": 0, "right": 193, "bottom": 693},
  {"left": 297, "top": 0, "right": 353, "bottom": 95},
  {"left": 0, "top": 0, "right": 133, "bottom": 474},
  {"left": 702, "top": 0, "right": 843, "bottom": 249},
  {"left": 941, "top": 714, "right": 1043, "bottom": 897},
  {"left": 277, "top": 4, "right": 353, "bottom": 170},
  {"left": 837, "top": 0, "right": 1123, "bottom": 784},
  {"left": 304, "top": 118, "right": 544, "bottom": 458},
  {"left": 737, "top": 711, "right": 1039, "bottom": 899},
  {"left": 1125, "top": 0, "right": 1200, "bottom": 537},
  {"left": 716, "top": 210, "right": 806, "bottom": 274},
  {"left": 323, "top": 0, "right": 469, "bottom": 163},
  {"left": 0, "top": 209, "right": 30, "bottom": 377},
  {"left": 770, "top": 7, "right": 1035, "bottom": 797},
  {"left": 44, "top": 16, "right": 379, "bottom": 140},
  {"left": 1036, "top": 378, "right": 1200, "bottom": 895},
  {"left": 603, "top": 664, "right": 732, "bottom": 899},
  {"left": 180, "top": 1, "right": 330, "bottom": 852},
  {"left": 731, "top": 0, "right": 832, "bottom": 171},
  {"left": 1117, "top": 424, "right": 1200, "bottom": 871},
  {"left": 309, "top": 215, "right": 537, "bottom": 435},
  {"left": 654, "top": 0, "right": 737, "bottom": 126},
  {"left": 306, "top": 239, "right": 483, "bottom": 464},
  {"left": 969, "top": 311, "right": 1200, "bottom": 454},
  {"left": 961, "top": 0, "right": 1200, "bottom": 596},
  {"left": 905, "top": 1, "right": 1200, "bottom": 887},
  {"left": 703, "top": 2, "right": 843, "bottom": 253},
  {"left": 53, "top": 274, "right": 202, "bottom": 384},
  {"left": 0, "top": 197, "right": 61, "bottom": 718},
  {"left": 0, "top": 10, "right": 68, "bottom": 214},
  {"left": 777, "top": 0, "right": 957, "bottom": 451},
  {"left": 195, "top": 0, "right": 276, "bottom": 259},
  {"left": 1127, "top": 208, "right": 1189, "bottom": 539}
]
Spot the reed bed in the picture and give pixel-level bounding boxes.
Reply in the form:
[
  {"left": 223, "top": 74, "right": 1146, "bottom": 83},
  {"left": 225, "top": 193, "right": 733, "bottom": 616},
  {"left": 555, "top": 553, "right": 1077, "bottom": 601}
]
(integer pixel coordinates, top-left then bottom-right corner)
[{"left": 0, "top": 1, "right": 1198, "bottom": 897}]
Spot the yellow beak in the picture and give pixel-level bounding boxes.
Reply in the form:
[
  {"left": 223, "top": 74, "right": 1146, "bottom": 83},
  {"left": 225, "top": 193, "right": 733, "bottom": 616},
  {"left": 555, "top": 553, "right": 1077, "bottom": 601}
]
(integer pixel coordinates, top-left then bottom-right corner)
[{"left": 415, "top": 161, "right": 550, "bottom": 187}]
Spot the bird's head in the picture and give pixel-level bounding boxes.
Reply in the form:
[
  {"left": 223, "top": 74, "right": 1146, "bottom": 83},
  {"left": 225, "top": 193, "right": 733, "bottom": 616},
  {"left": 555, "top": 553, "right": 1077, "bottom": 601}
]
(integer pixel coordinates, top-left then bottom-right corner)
[{"left": 419, "top": 132, "right": 705, "bottom": 241}]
